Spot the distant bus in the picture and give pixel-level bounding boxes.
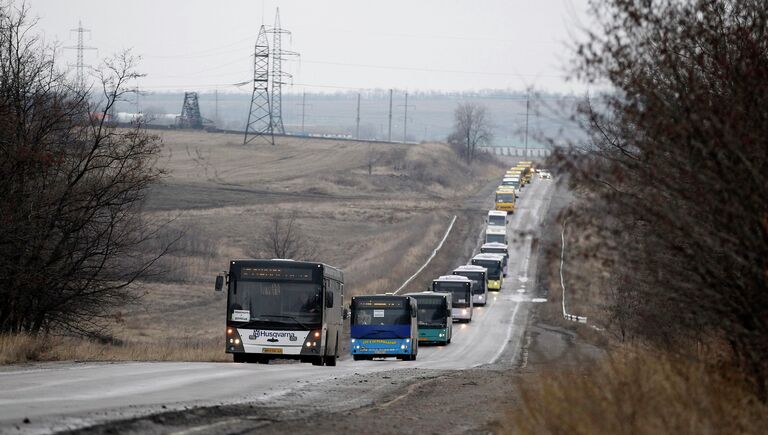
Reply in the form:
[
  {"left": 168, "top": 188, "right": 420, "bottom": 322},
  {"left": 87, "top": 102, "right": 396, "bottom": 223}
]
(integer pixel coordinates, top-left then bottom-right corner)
[
  {"left": 452, "top": 265, "right": 488, "bottom": 306},
  {"left": 481, "top": 242, "right": 509, "bottom": 271},
  {"left": 485, "top": 226, "right": 507, "bottom": 245},
  {"left": 472, "top": 253, "right": 504, "bottom": 291},
  {"left": 486, "top": 210, "right": 508, "bottom": 228},
  {"left": 404, "top": 292, "right": 453, "bottom": 345},
  {"left": 350, "top": 294, "right": 418, "bottom": 361},
  {"left": 501, "top": 177, "right": 521, "bottom": 191},
  {"left": 495, "top": 187, "right": 516, "bottom": 213},
  {"left": 432, "top": 275, "right": 473, "bottom": 322},
  {"left": 215, "top": 259, "right": 345, "bottom": 366}
]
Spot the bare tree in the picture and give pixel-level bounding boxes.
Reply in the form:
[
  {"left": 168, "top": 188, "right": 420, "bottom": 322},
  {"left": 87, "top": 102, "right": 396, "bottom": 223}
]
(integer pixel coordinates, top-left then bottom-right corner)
[
  {"left": 0, "top": 5, "right": 171, "bottom": 336},
  {"left": 554, "top": 0, "right": 768, "bottom": 399},
  {"left": 448, "top": 102, "right": 492, "bottom": 164},
  {"left": 248, "top": 213, "right": 318, "bottom": 261}
]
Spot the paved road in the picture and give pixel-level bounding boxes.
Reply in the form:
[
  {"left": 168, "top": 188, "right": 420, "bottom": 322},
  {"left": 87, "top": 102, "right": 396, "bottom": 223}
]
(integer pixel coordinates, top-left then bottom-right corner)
[{"left": 0, "top": 178, "right": 554, "bottom": 435}]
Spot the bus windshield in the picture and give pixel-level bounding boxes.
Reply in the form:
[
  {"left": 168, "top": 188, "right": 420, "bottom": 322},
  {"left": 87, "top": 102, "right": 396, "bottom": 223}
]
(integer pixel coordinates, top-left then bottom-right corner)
[
  {"left": 434, "top": 282, "right": 471, "bottom": 308},
  {"left": 228, "top": 280, "right": 322, "bottom": 328},
  {"left": 486, "top": 234, "right": 506, "bottom": 244},
  {"left": 496, "top": 193, "right": 515, "bottom": 202},
  {"left": 352, "top": 299, "right": 410, "bottom": 326},
  {"left": 488, "top": 215, "right": 506, "bottom": 226},
  {"left": 473, "top": 259, "right": 501, "bottom": 279},
  {"left": 414, "top": 297, "right": 447, "bottom": 327},
  {"left": 455, "top": 271, "right": 485, "bottom": 294}
]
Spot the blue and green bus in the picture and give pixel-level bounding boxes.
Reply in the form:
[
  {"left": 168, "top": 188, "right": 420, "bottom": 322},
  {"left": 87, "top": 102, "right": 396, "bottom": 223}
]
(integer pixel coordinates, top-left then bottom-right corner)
[
  {"left": 350, "top": 294, "right": 418, "bottom": 361},
  {"left": 404, "top": 292, "right": 452, "bottom": 345}
]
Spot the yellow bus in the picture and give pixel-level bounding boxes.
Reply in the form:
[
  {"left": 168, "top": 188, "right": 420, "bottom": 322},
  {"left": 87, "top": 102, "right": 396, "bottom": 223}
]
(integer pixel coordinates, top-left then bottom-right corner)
[
  {"left": 518, "top": 161, "right": 535, "bottom": 184},
  {"left": 494, "top": 186, "right": 516, "bottom": 213}
]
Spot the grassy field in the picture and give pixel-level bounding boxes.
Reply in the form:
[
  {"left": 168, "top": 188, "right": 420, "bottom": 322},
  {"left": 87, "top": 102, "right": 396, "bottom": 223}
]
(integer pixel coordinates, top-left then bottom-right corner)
[{"left": 1, "top": 131, "right": 504, "bottom": 364}]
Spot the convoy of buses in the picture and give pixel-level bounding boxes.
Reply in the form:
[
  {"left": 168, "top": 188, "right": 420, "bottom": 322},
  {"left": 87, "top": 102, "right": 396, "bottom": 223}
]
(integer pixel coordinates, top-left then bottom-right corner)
[{"left": 215, "top": 161, "right": 539, "bottom": 365}]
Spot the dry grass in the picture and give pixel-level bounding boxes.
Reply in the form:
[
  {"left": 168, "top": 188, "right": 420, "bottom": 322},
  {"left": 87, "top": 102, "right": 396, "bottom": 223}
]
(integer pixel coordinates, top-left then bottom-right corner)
[
  {"left": 0, "top": 334, "right": 229, "bottom": 364},
  {"left": 502, "top": 349, "right": 768, "bottom": 435}
]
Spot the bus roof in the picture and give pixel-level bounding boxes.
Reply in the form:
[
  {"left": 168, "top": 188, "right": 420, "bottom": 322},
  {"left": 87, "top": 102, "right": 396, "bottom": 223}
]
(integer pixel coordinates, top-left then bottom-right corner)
[
  {"left": 482, "top": 242, "right": 509, "bottom": 249},
  {"left": 473, "top": 253, "right": 505, "bottom": 262},
  {"left": 496, "top": 186, "right": 516, "bottom": 193},
  {"left": 453, "top": 265, "right": 487, "bottom": 273},
  {"left": 486, "top": 226, "right": 507, "bottom": 235},
  {"left": 487, "top": 210, "right": 507, "bottom": 217},
  {"left": 404, "top": 291, "right": 452, "bottom": 300},
  {"left": 434, "top": 275, "right": 471, "bottom": 283}
]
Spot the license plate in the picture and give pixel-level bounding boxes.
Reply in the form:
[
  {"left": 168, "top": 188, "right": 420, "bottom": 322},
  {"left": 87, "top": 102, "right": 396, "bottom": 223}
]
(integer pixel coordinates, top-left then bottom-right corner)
[
  {"left": 374, "top": 350, "right": 388, "bottom": 354},
  {"left": 262, "top": 347, "right": 283, "bottom": 354},
  {"left": 419, "top": 337, "right": 428, "bottom": 341}
]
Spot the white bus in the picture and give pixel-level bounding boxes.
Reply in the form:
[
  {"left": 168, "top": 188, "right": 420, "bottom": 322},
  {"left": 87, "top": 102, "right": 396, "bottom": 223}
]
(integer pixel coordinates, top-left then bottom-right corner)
[
  {"left": 485, "top": 226, "right": 507, "bottom": 245},
  {"left": 432, "top": 275, "right": 473, "bottom": 322},
  {"left": 452, "top": 265, "right": 488, "bottom": 306},
  {"left": 486, "top": 210, "right": 508, "bottom": 228},
  {"left": 215, "top": 259, "right": 345, "bottom": 366}
]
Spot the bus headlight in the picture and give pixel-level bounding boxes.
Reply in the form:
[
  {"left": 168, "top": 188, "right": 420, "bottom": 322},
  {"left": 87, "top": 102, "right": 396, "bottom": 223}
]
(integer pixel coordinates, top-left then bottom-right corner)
[
  {"left": 405, "top": 338, "right": 411, "bottom": 343},
  {"left": 351, "top": 338, "right": 356, "bottom": 343},
  {"left": 439, "top": 333, "right": 445, "bottom": 337},
  {"left": 400, "top": 345, "right": 407, "bottom": 350},
  {"left": 234, "top": 338, "right": 241, "bottom": 345}
]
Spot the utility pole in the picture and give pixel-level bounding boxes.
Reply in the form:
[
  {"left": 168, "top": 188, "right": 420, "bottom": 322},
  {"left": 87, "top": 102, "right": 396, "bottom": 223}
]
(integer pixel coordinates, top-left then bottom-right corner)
[
  {"left": 355, "top": 93, "right": 361, "bottom": 139},
  {"left": 300, "top": 91, "right": 307, "bottom": 133},
  {"left": 387, "top": 89, "right": 393, "bottom": 142},
  {"left": 295, "top": 91, "right": 312, "bottom": 134},
  {"left": 398, "top": 92, "right": 415, "bottom": 143},
  {"left": 267, "top": 8, "right": 299, "bottom": 135},
  {"left": 524, "top": 92, "right": 530, "bottom": 158},
  {"left": 244, "top": 25, "right": 273, "bottom": 145},
  {"left": 64, "top": 20, "right": 96, "bottom": 88},
  {"left": 214, "top": 89, "right": 219, "bottom": 122},
  {"left": 403, "top": 92, "right": 408, "bottom": 143}
]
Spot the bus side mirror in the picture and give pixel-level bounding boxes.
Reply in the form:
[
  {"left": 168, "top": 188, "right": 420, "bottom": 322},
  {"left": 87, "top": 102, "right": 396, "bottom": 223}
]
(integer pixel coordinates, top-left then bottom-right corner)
[
  {"left": 326, "top": 291, "right": 334, "bottom": 308},
  {"left": 214, "top": 274, "right": 224, "bottom": 292},
  {"left": 343, "top": 308, "right": 350, "bottom": 320}
]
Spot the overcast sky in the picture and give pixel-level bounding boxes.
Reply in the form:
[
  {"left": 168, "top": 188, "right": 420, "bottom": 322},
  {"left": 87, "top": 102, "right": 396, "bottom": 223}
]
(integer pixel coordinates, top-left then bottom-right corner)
[{"left": 25, "top": 0, "right": 592, "bottom": 94}]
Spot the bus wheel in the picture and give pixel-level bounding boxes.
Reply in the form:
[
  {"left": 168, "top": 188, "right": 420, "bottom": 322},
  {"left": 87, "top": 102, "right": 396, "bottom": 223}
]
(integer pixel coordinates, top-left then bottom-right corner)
[
  {"left": 312, "top": 356, "right": 325, "bottom": 366},
  {"left": 255, "top": 356, "right": 270, "bottom": 364},
  {"left": 233, "top": 354, "right": 246, "bottom": 363},
  {"left": 325, "top": 356, "right": 337, "bottom": 366}
]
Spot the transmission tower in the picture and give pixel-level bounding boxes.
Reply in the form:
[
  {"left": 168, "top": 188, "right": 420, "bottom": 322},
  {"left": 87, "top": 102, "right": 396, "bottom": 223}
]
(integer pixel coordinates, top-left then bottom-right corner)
[
  {"left": 266, "top": 8, "right": 298, "bottom": 135},
  {"left": 177, "top": 92, "right": 203, "bottom": 129},
  {"left": 64, "top": 20, "right": 96, "bottom": 88},
  {"left": 244, "top": 25, "right": 274, "bottom": 145}
]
